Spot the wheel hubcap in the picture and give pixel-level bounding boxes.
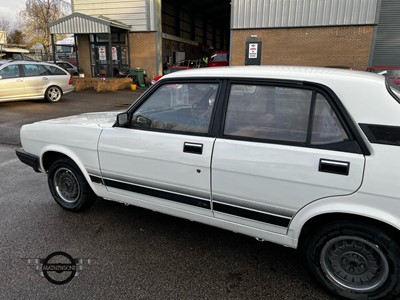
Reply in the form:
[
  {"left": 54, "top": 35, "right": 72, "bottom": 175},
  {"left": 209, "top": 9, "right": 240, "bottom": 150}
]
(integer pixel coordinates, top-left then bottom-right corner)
[
  {"left": 54, "top": 167, "right": 80, "bottom": 203},
  {"left": 321, "top": 236, "right": 389, "bottom": 292},
  {"left": 48, "top": 88, "right": 60, "bottom": 101}
]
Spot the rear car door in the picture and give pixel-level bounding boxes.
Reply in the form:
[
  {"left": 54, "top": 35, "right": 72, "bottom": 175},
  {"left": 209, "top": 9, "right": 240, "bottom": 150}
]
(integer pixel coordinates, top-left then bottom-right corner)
[
  {"left": 211, "top": 81, "right": 366, "bottom": 234},
  {"left": 0, "top": 64, "right": 25, "bottom": 101},
  {"left": 97, "top": 81, "right": 220, "bottom": 216},
  {"left": 22, "top": 64, "right": 51, "bottom": 98}
]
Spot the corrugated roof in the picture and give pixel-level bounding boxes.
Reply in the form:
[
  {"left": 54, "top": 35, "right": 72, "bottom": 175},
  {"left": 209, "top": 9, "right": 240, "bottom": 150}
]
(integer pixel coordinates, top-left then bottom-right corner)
[{"left": 49, "top": 12, "right": 131, "bottom": 34}]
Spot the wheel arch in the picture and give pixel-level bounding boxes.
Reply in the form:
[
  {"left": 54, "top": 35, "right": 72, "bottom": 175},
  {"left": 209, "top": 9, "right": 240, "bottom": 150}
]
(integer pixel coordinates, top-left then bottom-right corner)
[
  {"left": 297, "top": 212, "right": 400, "bottom": 250},
  {"left": 41, "top": 148, "right": 95, "bottom": 193}
]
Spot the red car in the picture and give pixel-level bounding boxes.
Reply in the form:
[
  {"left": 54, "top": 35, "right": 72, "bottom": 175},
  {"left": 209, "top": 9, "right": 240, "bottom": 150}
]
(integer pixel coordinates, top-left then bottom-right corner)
[
  {"left": 367, "top": 66, "right": 400, "bottom": 86},
  {"left": 208, "top": 51, "right": 229, "bottom": 67}
]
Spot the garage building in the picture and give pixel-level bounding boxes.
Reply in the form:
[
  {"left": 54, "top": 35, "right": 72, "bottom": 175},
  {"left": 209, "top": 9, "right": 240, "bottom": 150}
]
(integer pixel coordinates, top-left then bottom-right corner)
[{"left": 49, "top": 0, "right": 400, "bottom": 78}]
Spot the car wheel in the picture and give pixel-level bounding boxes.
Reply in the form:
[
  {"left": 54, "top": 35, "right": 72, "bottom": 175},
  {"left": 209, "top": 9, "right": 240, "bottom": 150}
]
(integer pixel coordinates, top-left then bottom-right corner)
[
  {"left": 47, "top": 158, "right": 96, "bottom": 211},
  {"left": 45, "top": 86, "right": 62, "bottom": 102},
  {"left": 303, "top": 221, "right": 400, "bottom": 299}
]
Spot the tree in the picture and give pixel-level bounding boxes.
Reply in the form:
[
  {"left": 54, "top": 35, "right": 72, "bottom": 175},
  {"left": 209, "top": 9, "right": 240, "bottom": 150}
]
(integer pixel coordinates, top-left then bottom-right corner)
[
  {"left": 19, "top": 0, "right": 70, "bottom": 57},
  {"left": 8, "top": 30, "right": 25, "bottom": 45}
]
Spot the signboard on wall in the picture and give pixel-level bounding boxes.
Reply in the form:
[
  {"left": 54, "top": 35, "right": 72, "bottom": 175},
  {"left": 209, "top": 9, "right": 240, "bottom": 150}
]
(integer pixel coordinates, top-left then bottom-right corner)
[
  {"left": 98, "top": 46, "right": 106, "bottom": 61},
  {"left": 248, "top": 43, "right": 258, "bottom": 58},
  {"left": 245, "top": 36, "right": 262, "bottom": 65}
]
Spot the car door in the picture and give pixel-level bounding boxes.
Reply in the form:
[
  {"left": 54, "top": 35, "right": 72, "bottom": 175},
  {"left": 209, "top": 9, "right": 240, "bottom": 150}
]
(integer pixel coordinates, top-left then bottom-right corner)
[
  {"left": 22, "top": 64, "right": 51, "bottom": 98},
  {"left": 0, "top": 64, "right": 25, "bottom": 101},
  {"left": 211, "top": 82, "right": 366, "bottom": 234},
  {"left": 97, "top": 81, "right": 220, "bottom": 217}
]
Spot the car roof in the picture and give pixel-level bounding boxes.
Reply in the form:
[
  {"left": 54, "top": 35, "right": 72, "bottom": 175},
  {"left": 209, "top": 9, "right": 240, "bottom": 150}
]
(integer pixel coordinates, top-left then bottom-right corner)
[
  {"left": 1, "top": 60, "right": 56, "bottom": 66},
  {"left": 162, "top": 65, "right": 383, "bottom": 84}
]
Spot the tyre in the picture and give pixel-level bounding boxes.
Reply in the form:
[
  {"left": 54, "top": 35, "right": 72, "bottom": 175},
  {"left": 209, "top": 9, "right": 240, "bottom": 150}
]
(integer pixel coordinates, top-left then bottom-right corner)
[
  {"left": 45, "top": 86, "right": 62, "bottom": 102},
  {"left": 47, "top": 158, "right": 96, "bottom": 211},
  {"left": 303, "top": 221, "right": 400, "bottom": 299}
]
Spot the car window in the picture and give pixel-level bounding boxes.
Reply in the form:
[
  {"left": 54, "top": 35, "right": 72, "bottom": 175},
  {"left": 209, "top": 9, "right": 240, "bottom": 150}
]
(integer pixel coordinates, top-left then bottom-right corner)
[
  {"left": 131, "top": 83, "right": 218, "bottom": 134},
  {"left": 311, "top": 93, "right": 349, "bottom": 144},
  {"left": 23, "top": 64, "right": 41, "bottom": 77},
  {"left": 224, "top": 84, "right": 312, "bottom": 142},
  {"left": 45, "top": 65, "right": 67, "bottom": 75},
  {"left": 0, "top": 64, "right": 20, "bottom": 79},
  {"left": 387, "top": 80, "right": 400, "bottom": 103},
  {"left": 224, "top": 84, "right": 348, "bottom": 145},
  {"left": 38, "top": 65, "right": 52, "bottom": 75}
]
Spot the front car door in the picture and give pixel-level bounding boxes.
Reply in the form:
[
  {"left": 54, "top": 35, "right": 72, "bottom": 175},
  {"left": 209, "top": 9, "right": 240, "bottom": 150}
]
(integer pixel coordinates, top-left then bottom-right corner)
[
  {"left": 0, "top": 64, "right": 25, "bottom": 101},
  {"left": 211, "top": 81, "right": 366, "bottom": 235},
  {"left": 97, "top": 81, "right": 220, "bottom": 217}
]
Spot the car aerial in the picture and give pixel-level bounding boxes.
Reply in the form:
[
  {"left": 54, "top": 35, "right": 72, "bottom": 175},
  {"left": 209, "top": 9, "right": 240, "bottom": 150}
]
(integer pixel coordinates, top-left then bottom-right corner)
[
  {"left": 16, "top": 66, "right": 400, "bottom": 299},
  {"left": 48, "top": 60, "right": 79, "bottom": 76},
  {"left": 0, "top": 60, "right": 74, "bottom": 103},
  {"left": 367, "top": 65, "right": 400, "bottom": 86}
]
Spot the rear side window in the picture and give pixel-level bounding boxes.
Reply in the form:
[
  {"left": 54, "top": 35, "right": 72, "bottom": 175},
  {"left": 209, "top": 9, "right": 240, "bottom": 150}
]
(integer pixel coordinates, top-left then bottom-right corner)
[
  {"left": 387, "top": 80, "right": 400, "bottom": 103},
  {"left": 45, "top": 65, "right": 67, "bottom": 75},
  {"left": 224, "top": 84, "right": 349, "bottom": 147}
]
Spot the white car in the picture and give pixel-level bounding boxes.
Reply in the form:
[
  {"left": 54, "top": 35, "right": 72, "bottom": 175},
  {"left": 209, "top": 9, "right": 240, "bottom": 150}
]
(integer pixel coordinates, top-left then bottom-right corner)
[
  {"left": 0, "top": 60, "right": 74, "bottom": 102},
  {"left": 16, "top": 66, "right": 400, "bottom": 299}
]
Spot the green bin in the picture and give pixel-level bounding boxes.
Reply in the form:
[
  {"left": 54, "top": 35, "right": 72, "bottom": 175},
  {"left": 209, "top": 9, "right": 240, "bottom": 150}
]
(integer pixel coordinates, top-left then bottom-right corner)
[{"left": 129, "top": 67, "right": 145, "bottom": 85}]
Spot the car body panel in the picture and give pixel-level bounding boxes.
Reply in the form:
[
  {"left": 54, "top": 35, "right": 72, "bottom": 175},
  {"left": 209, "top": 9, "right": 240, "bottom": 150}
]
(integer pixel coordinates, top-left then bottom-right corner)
[
  {"left": 212, "top": 139, "right": 365, "bottom": 233},
  {"left": 0, "top": 77, "right": 25, "bottom": 101}
]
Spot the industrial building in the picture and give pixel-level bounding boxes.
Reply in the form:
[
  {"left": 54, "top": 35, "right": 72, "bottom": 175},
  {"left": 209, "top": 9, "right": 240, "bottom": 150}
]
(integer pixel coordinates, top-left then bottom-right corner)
[{"left": 49, "top": 0, "right": 400, "bottom": 78}]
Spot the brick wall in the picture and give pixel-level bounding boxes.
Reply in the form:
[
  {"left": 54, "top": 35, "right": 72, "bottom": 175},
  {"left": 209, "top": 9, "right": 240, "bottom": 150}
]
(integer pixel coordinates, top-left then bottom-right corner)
[
  {"left": 76, "top": 34, "right": 91, "bottom": 77},
  {"left": 129, "top": 32, "right": 160, "bottom": 80},
  {"left": 231, "top": 26, "right": 375, "bottom": 70}
]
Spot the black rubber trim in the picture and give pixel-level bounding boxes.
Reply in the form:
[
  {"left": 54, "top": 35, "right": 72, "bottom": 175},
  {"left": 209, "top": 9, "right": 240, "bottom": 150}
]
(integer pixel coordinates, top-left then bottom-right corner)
[
  {"left": 89, "top": 175, "right": 103, "bottom": 184},
  {"left": 360, "top": 123, "right": 400, "bottom": 146},
  {"left": 15, "top": 149, "right": 40, "bottom": 172},
  {"left": 103, "top": 178, "right": 211, "bottom": 209},
  {"left": 213, "top": 202, "right": 291, "bottom": 227}
]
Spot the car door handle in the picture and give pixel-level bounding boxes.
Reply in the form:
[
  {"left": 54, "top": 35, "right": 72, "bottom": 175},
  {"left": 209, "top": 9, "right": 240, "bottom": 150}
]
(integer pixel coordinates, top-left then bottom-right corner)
[
  {"left": 42, "top": 77, "right": 49, "bottom": 80},
  {"left": 319, "top": 159, "right": 350, "bottom": 175},
  {"left": 16, "top": 79, "right": 23, "bottom": 82},
  {"left": 183, "top": 142, "right": 203, "bottom": 155}
]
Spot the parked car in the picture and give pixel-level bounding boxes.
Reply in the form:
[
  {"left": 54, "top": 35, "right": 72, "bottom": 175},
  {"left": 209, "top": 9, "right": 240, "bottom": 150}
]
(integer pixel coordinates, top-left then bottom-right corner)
[
  {"left": 367, "top": 65, "right": 400, "bottom": 86},
  {"left": 208, "top": 51, "right": 229, "bottom": 67},
  {"left": 16, "top": 66, "right": 400, "bottom": 299},
  {"left": 151, "top": 62, "right": 202, "bottom": 85},
  {"left": 48, "top": 60, "right": 79, "bottom": 76},
  {"left": 0, "top": 60, "right": 74, "bottom": 103}
]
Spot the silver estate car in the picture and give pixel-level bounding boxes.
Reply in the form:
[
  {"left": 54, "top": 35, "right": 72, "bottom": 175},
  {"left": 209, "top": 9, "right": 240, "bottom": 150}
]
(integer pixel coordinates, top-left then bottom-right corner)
[{"left": 0, "top": 60, "right": 74, "bottom": 103}]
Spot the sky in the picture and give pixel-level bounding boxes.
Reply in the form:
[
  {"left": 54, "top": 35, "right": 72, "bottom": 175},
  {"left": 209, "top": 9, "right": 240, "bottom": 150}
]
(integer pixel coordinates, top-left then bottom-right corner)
[
  {"left": 0, "top": 0, "right": 27, "bottom": 25},
  {"left": 0, "top": 0, "right": 71, "bottom": 27}
]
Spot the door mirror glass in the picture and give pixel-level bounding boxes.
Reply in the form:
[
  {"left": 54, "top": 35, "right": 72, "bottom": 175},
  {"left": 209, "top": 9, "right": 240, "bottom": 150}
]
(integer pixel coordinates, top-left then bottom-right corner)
[{"left": 116, "top": 112, "right": 129, "bottom": 127}]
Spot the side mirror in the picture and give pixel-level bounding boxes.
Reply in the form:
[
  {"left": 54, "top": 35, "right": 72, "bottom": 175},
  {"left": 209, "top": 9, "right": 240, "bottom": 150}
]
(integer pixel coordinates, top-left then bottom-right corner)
[{"left": 116, "top": 112, "right": 129, "bottom": 127}]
